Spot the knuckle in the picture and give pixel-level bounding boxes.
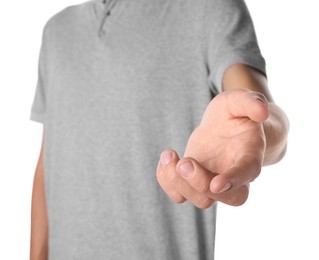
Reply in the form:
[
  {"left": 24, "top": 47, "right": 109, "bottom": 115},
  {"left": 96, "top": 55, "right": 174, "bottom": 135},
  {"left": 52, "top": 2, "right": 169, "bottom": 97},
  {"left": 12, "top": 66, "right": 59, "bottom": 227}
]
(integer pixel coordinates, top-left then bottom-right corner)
[
  {"left": 229, "top": 186, "right": 249, "bottom": 206},
  {"left": 195, "top": 197, "right": 214, "bottom": 209},
  {"left": 174, "top": 196, "right": 187, "bottom": 204},
  {"left": 169, "top": 192, "right": 186, "bottom": 204},
  {"left": 196, "top": 181, "right": 210, "bottom": 194},
  {"left": 229, "top": 196, "right": 246, "bottom": 207}
]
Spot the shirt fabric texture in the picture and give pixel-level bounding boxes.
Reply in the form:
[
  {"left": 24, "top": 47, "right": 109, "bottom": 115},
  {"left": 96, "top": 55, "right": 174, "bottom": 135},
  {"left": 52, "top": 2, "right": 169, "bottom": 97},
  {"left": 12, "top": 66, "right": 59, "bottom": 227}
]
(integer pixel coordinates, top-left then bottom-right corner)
[{"left": 30, "top": 0, "right": 266, "bottom": 259}]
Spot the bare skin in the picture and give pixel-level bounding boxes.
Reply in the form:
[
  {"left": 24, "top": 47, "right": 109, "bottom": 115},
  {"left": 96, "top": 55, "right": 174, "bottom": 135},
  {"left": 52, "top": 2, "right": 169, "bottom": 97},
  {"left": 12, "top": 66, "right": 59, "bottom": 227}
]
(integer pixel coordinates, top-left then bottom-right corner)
[
  {"left": 30, "top": 64, "right": 289, "bottom": 258},
  {"left": 156, "top": 64, "right": 289, "bottom": 208},
  {"left": 30, "top": 133, "right": 48, "bottom": 260}
]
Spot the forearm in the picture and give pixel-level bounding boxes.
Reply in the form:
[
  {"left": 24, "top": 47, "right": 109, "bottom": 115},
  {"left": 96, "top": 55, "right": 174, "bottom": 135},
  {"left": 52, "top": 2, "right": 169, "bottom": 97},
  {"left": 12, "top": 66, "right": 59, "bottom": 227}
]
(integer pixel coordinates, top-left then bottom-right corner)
[
  {"left": 262, "top": 102, "right": 289, "bottom": 166},
  {"left": 30, "top": 143, "right": 48, "bottom": 260}
]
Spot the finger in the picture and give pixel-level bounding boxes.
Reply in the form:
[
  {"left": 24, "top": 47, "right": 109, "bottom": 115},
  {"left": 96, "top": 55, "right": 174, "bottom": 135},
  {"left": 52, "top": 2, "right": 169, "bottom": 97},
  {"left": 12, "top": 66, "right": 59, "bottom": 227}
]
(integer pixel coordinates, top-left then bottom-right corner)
[
  {"left": 210, "top": 155, "right": 262, "bottom": 193},
  {"left": 227, "top": 89, "right": 269, "bottom": 123},
  {"left": 176, "top": 157, "right": 217, "bottom": 194},
  {"left": 156, "top": 150, "right": 186, "bottom": 203},
  {"left": 176, "top": 157, "right": 249, "bottom": 207},
  {"left": 184, "top": 194, "right": 215, "bottom": 209},
  {"left": 212, "top": 184, "right": 250, "bottom": 207},
  {"left": 175, "top": 158, "right": 216, "bottom": 208},
  {"left": 158, "top": 151, "right": 215, "bottom": 209},
  {"left": 176, "top": 181, "right": 215, "bottom": 209},
  {"left": 169, "top": 176, "right": 216, "bottom": 208}
]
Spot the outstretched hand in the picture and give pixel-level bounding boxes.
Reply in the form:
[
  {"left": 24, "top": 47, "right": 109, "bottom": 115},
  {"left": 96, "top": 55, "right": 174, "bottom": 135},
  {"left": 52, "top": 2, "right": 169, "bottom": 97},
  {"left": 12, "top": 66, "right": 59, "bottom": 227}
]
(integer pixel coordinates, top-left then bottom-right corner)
[{"left": 156, "top": 89, "right": 269, "bottom": 208}]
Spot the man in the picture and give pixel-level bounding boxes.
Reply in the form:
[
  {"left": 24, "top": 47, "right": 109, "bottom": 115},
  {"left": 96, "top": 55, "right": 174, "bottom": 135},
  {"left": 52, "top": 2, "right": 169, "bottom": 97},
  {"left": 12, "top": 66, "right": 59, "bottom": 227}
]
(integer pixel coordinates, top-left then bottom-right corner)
[{"left": 30, "top": 0, "right": 289, "bottom": 259}]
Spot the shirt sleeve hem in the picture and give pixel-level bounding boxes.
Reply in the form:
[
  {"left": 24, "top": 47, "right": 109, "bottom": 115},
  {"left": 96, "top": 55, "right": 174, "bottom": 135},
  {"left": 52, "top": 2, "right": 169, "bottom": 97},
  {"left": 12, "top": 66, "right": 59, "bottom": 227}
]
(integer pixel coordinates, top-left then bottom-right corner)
[
  {"left": 212, "top": 53, "right": 267, "bottom": 93},
  {"left": 30, "top": 111, "right": 45, "bottom": 124}
]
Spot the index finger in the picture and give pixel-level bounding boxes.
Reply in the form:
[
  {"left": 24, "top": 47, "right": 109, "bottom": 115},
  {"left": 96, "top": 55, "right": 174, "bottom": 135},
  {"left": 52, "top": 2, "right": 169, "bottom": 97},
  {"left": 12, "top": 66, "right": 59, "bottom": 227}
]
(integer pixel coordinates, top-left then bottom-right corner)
[{"left": 176, "top": 157, "right": 218, "bottom": 194}]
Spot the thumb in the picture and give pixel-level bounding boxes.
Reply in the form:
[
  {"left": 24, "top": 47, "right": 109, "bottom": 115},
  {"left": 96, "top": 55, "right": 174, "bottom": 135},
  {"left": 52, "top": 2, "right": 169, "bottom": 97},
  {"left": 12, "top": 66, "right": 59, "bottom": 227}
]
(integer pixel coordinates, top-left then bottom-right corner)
[
  {"left": 202, "top": 89, "right": 269, "bottom": 125},
  {"left": 227, "top": 89, "right": 269, "bottom": 123}
]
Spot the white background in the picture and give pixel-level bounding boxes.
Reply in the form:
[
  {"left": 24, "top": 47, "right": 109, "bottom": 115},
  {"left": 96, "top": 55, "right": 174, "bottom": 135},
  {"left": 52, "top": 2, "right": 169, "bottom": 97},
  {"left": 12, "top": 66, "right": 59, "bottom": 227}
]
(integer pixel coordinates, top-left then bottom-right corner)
[{"left": 0, "top": 0, "right": 318, "bottom": 259}]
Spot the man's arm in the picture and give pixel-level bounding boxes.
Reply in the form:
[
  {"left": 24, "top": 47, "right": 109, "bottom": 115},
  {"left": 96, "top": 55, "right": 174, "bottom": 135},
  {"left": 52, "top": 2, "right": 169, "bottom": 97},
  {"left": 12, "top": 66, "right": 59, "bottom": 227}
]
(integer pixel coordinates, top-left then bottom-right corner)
[
  {"left": 156, "top": 64, "right": 289, "bottom": 207},
  {"left": 30, "top": 130, "right": 48, "bottom": 260},
  {"left": 222, "top": 64, "right": 289, "bottom": 166}
]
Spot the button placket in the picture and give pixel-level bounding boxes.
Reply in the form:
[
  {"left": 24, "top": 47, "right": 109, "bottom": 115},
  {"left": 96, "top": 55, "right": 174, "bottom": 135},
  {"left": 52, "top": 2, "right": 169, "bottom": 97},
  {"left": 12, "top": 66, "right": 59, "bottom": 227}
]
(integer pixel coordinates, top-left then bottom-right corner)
[{"left": 98, "top": 0, "right": 117, "bottom": 37}]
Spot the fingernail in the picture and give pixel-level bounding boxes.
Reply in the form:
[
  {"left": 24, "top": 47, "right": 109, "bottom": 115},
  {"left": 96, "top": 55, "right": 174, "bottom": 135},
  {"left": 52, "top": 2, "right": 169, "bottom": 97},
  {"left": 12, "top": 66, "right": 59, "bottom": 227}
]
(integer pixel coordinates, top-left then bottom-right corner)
[
  {"left": 161, "top": 151, "right": 173, "bottom": 166},
  {"left": 256, "top": 97, "right": 266, "bottom": 104},
  {"left": 254, "top": 95, "right": 267, "bottom": 105},
  {"left": 219, "top": 183, "right": 232, "bottom": 193},
  {"left": 179, "top": 161, "right": 194, "bottom": 178}
]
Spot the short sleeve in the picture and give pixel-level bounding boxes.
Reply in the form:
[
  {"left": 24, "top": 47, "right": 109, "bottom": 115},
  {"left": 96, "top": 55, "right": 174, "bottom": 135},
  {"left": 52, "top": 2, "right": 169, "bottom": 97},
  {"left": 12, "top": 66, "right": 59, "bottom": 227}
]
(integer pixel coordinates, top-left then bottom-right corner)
[
  {"left": 30, "top": 25, "right": 50, "bottom": 124},
  {"left": 205, "top": 0, "right": 266, "bottom": 93}
]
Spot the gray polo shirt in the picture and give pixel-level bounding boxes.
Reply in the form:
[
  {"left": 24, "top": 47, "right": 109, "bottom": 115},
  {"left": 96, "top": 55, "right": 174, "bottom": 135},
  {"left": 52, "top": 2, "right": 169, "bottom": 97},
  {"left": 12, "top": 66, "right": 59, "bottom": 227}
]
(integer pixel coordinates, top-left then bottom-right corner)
[{"left": 30, "top": 0, "right": 266, "bottom": 259}]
